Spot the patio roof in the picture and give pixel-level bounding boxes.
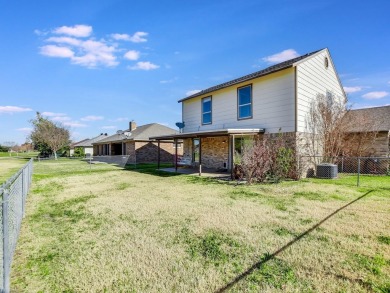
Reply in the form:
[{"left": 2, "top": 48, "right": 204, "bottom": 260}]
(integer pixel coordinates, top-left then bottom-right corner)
[{"left": 151, "top": 128, "right": 265, "bottom": 140}]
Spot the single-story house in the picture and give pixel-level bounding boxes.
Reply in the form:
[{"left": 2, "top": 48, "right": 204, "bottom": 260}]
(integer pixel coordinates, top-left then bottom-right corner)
[
  {"left": 153, "top": 48, "right": 346, "bottom": 173},
  {"left": 92, "top": 121, "right": 182, "bottom": 165},
  {"left": 70, "top": 133, "right": 109, "bottom": 156}
]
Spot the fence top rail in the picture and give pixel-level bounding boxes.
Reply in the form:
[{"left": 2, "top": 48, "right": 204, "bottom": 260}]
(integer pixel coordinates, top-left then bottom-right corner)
[
  {"left": 0, "top": 158, "right": 33, "bottom": 190},
  {"left": 302, "top": 156, "right": 389, "bottom": 159}
]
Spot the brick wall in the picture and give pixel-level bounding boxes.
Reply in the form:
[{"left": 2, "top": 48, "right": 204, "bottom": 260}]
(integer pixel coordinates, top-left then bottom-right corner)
[
  {"left": 126, "top": 142, "right": 136, "bottom": 164},
  {"left": 131, "top": 141, "right": 182, "bottom": 163},
  {"left": 201, "top": 136, "right": 229, "bottom": 169}
]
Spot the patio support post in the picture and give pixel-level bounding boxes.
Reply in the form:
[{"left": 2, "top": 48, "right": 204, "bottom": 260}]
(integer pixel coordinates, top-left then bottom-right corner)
[
  {"left": 157, "top": 140, "right": 161, "bottom": 170},
  {"left": 175, "top": 138, "right": 178, "bottom": 172},
  {"left": 199, "top": 137, "right": 202, "bottom": 176},
  {"left": 230, "top": 134, "right": 235, "bottom": 179}
]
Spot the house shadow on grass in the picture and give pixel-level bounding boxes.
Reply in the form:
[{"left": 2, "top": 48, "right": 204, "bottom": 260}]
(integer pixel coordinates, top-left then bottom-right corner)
[
  {"left": 124, "top": 163, "right": 183, "bottom": 177},
  {"left": 215, "top": 190, "right": 374, "bottom": 293}
]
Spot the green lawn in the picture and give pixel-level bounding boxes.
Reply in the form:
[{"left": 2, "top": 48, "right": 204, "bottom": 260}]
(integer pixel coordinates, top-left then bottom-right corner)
[
  {"left": 0, "top": 158, "right": 31, "bottom": 185},
  {"left": 0, "top": 151, "right": 39, "bottom": 158},
  {"left": 11, "top": 160, "right": 390, "bottom": 292}
]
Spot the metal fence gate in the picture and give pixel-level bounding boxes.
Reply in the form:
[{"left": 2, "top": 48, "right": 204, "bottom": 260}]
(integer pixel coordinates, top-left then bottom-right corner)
[{"left": 0, "top": 158, "right": 33, "bottom": 293}]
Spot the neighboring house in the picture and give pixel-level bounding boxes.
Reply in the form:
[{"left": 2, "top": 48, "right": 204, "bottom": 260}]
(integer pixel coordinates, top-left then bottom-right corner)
[
  {"left": 345, "top": 105, "right": 390, "bottom": 157},
  {"left": 92, "top": 121, "right": 181, "bottom": 165},
  {"left": 70, "top": 134, "right": 108, "bottom": 156},
  {"left": 153, "top": 48, "right": 345, "bottom": 171}
]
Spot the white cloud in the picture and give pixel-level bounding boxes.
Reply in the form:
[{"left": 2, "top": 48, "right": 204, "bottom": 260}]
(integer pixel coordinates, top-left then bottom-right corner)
[
  {"left": 101, "top": 125, "right": 117, "bottom": 129},
  {"left": 34, "top": 29, "right": 47, "bottom": 36},
  {"left": 63, "top": 121, "right": 87, "bottom": 128},
  {"left": 124, "top": 50, "right": 140, "bottom": 61},
  {"left": 111, "top": 117, "right": 128, "bottom": 122},
  {"left": 38, "top": 26, "right": 151, "bottom": 68},
  {"left": 42, "top": 38, "right": 118, "bottom": 68},
  {"left": 186, "top": 90, "right": 201, "bottom": 96},
  {"left": 111, "top": 33, "right": 130, "bottom": 41},
  {"left": 51, "top": 116, "right": 71, "bottom": 122},
  {"left": 362, "top": 91, "right": 389, "bottom": 99},
  {"left": 42, "top": 111, "right": 67, "bottom": 117},
  {"left": 343, "top": 86, "right": 363, "bottom": 94},
  {"left": 53, "top": 24, "right": 92, "bottom": 37},
  {"left": 262, "top": 49, "right": 300, "bottom": 64},
  {"left": 0, "top": 106, "right": 33, "bottom": 114},
  {"left": 71, "top": 39, "right": 118, "bottom": 67},
  {"left": 40, "top": 45, "right": 74, "bottom": 58},
  {"left": 160, "top": 77, "right": 178, "bottom": 84},
  {"left": 111, "top": 32, "right": 148, "bottom": 43},
  {"left": 129, "top": 61, "right": 159, "bottom": 70},
  {"left": 81, "top": 115, "right": 104, "bottom": 121},
  {"left": 17, "top": 127, "right": 33, "bottom": 132},
  {"left": 46, "top": 36, "right": 82, "bottom": 46},
  {"left": 129, "top": 32, "right": 148, "bottom": 43}
]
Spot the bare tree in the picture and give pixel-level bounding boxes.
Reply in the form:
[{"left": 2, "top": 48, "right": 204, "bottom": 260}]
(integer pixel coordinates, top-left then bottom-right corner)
[
  {"left": 30, "top": 112, "right": 70, "bottom": 159},
  {"left": 305, "top": 93, "right": 380, "bottom": 161},
  {"left": 305, "top": 93, "right": 350, "bottom": 162}
]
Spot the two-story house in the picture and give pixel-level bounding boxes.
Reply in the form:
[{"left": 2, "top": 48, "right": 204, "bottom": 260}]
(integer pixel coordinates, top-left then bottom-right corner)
[{"left": 154, "top": 48, "right": 345, "bottom": 172}]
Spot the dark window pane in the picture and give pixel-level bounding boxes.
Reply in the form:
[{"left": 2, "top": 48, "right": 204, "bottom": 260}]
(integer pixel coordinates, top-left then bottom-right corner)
[
  {"left": 203, "top": 112, "right": 212, "bottom": 124},
  {"left": 203, "top": 100, "right": 211, "bottom": 112},
  {"left": 238, "top": 86, "right": 251, "bottom": 105},
  {"left": 239, "top": 104, "right": 251, "bottom": 119}
]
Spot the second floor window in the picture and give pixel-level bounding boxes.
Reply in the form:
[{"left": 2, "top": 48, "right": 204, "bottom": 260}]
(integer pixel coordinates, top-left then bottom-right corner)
[
  {"left": 202, "top": 96, "right": 212, "bottom": 124},
  {"left": 238, "top": 85, "right": 252, "bottom": 119}
]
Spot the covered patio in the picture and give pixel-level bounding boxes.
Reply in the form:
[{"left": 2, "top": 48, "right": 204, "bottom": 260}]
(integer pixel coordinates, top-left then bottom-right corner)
[{"left": 153, "top": 128, "right": 264, "bottom": 177}]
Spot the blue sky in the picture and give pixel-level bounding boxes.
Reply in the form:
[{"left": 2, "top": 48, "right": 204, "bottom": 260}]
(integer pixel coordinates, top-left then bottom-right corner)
[{"left": 1, "top": 0, "right": 389, "bottom": 144}]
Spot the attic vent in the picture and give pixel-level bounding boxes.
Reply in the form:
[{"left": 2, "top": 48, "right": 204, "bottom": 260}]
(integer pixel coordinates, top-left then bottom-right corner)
[{"left": 324, "top": 57, "right": 329, "bottom": 69}]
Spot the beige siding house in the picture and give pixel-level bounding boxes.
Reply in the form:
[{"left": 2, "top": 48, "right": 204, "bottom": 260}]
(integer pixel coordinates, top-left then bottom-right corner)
[{"left": 154, "top": 48, "right": 346, "bottom": 172}]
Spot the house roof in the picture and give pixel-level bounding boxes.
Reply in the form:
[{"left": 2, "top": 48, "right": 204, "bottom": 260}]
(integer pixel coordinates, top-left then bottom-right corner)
[
  {"left": 93, "top": 123, "right": 179, "bottom": 144},
  {"left": 348, "top": 105, "right": 390, "bottom": 132},
  {"left": 152, "top": 128, "right": 265, "bottom": 140},
  {"left": 178, "top": 48, "right": 324, "bottom": 103},
  {"left": 73, "top": 134, "right": 109, "bottom": 147},
  {"left": 70, "top": 138, "right": 89, "bottom": 148}
]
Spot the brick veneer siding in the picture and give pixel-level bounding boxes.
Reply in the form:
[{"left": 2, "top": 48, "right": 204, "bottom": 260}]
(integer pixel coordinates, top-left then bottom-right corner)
[
  {"left": 183, "top": 139, "right": 193, "bottom": 161},
  {"left": 124, "top": 141, "right": 182, "bottom": 164},
  {"left": 126, "top": 142, "right": 136, "bottom": 164},
  {"left": 200, "top": 136, "right": 229, "bottom": 169}
]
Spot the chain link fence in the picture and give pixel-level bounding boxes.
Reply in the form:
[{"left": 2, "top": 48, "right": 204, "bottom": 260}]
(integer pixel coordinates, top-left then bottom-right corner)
[
  {"left": 0, "top": 158, "right": 33, "bottom": 293},
  {"left": 301, "top": 156, "right": 390, "bottom": 186}
]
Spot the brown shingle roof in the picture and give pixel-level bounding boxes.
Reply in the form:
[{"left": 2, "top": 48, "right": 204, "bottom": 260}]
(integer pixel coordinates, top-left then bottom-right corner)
[
  {"left": 73, "top": 134, "right": 109, "bottom": 147},
  {"left": 93, "top": 123, "right": 178, "bottom": 144},
  {"left": 348, "top": 105, "right": 390, "bottom": 132}
]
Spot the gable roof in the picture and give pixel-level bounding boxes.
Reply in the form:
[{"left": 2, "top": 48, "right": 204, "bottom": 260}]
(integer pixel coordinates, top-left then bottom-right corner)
[
  {"left": 93, "top": 123, "right": 178, "bottom": 144},
  {"left": 348, "top": 105, "right": 390, "bottom": 132},
  {"left": 73, "top": 134, "right": 109, "bottom": 147},
  {"left": 178, "top": 48, "right": 325, "bottom": 103}
]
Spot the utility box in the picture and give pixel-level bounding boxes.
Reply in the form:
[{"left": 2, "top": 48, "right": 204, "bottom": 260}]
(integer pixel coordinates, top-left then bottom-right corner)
[{"left": 316, "top": 163, "right": 338, "bottom": 179}]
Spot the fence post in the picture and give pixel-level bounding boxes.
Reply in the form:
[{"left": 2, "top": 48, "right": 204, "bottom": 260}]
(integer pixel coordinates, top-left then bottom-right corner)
[
  {"left": 22, "top": 168, "right": 25, "bottom": 218},
  {"left": 2, "top": 189, "right": 10, "bottom": 293},
  {"left": 357, "top": 157, "right": 360, "bottom": 187}
]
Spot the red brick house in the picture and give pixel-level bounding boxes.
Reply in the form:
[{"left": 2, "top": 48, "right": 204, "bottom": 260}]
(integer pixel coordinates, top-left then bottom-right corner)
[{"left": 92, "top": 122, "right": 182, "bottom": 166}]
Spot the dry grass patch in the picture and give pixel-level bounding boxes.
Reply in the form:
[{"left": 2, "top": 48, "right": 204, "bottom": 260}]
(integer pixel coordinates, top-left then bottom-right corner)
[{"left": 11, "top": 160, "right": 390, "bottom": 292}]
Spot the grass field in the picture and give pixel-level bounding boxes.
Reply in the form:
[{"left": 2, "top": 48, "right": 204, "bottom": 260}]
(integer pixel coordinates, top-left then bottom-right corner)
[
  {"left": 0, "top": 157, "right": 31, "bottom": 185},
  {"left": 11, "top": 160, "right": 390, "bottom": 292}
]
